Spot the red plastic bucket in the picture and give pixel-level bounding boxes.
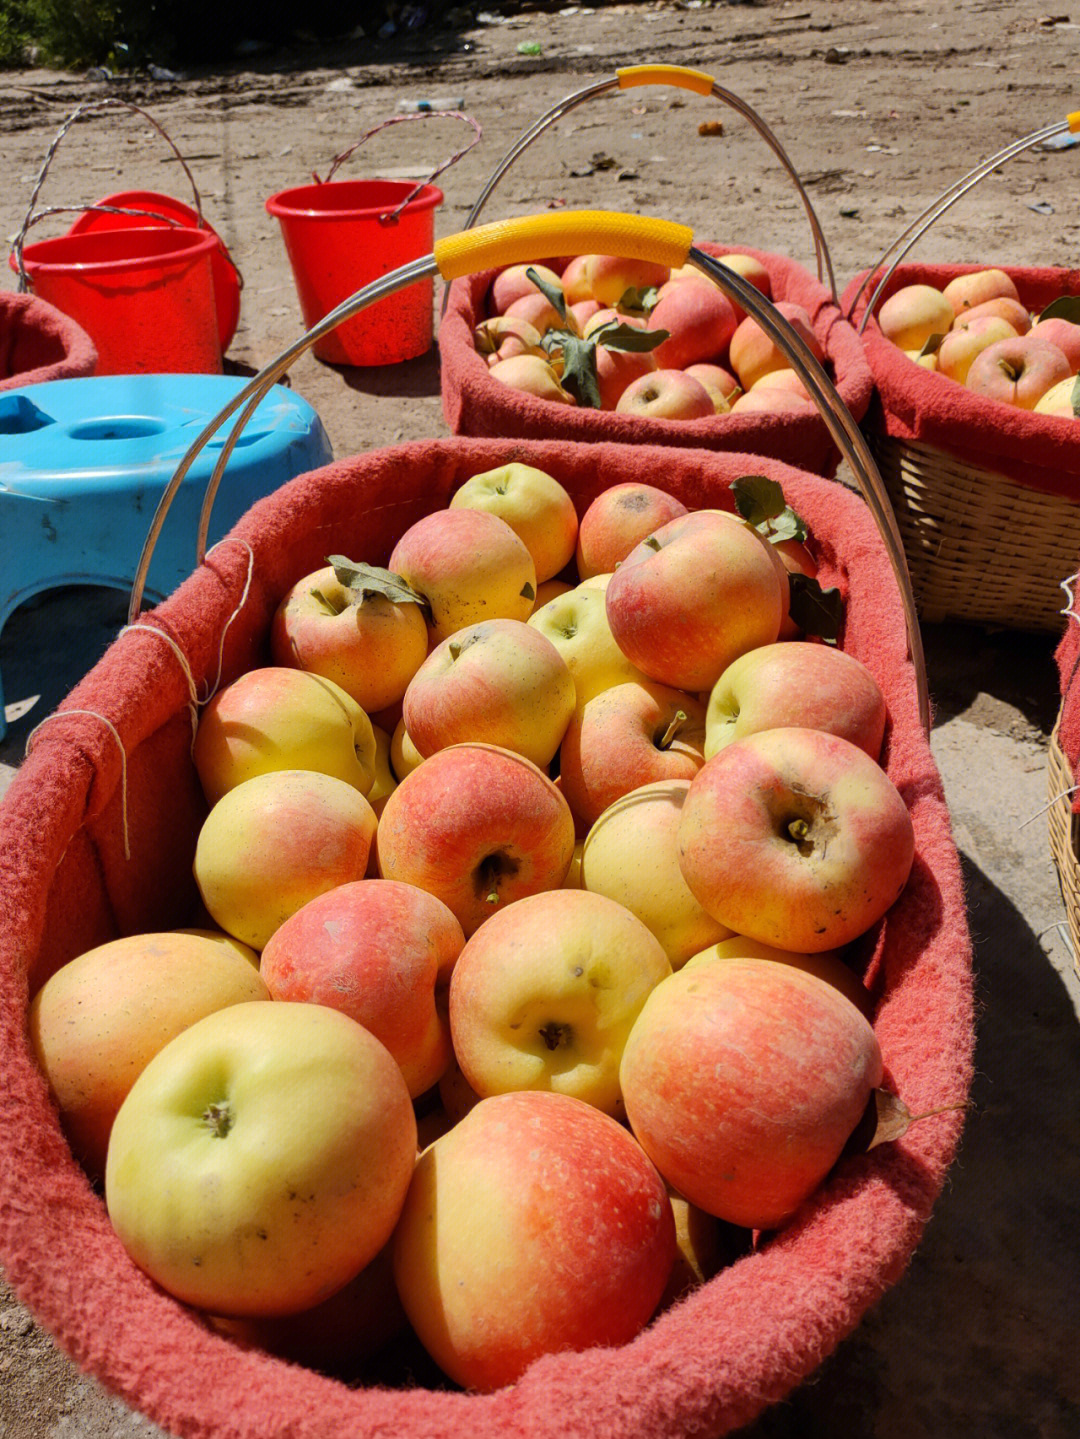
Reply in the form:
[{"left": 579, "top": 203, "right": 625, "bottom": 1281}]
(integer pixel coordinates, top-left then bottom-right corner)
[
  {"left": 10, "top": 226, "right": 222, "bottom": 376},
  {"left": 265, "top": 179, "right": 443, "bottom": 366}
]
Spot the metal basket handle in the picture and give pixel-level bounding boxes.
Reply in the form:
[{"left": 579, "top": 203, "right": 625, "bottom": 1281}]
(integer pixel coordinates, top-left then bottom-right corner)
[
  {"left": 847, "top": 108, "right": 1080, "bottom": 332},
  {"left": 127, "top": 208, "right": 928, "bottom": 734},
  {"left": 311, "top": 111, "right": 483, "bottom": 223},
  {"left": 449, "top": 64, "right": 836, "bottom": 300},
  {"left": 10, "top": 97, "right": 207, "bottom": 294}
]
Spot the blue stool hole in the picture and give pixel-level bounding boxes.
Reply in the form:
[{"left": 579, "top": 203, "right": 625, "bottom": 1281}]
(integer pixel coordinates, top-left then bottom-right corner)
[
  {"left": 67, "top": 417, "right": 169, "bottom": 441},
  {"left": 0, "top": 394, "right": 54, "bottom": 434}
]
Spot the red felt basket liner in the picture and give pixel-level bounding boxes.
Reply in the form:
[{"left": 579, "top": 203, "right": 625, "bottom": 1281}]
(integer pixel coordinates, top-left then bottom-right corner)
[
  {"left": 843, "top": 261, "right": 1080, "bottom": 500},
  {"left": 0, "top": 436, "right": 972, "bottom": 1439},
  {"left": 439, "top": 245, "right": 874, "bottom": 479},
  {"left": 0, "top": 289, "right": 97, "bottom": 389}
]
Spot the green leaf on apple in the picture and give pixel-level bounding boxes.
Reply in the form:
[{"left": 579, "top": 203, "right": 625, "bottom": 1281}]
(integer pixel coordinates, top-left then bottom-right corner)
[
  {"left": 587, "top": 319, "right": 670, "bottom": 353},
  {"left": 327, "top": 557, "right": 431, "bottom": 615},
  {"left": 787, "top": 573, "right": 844, "bottom": 641},
  {"left": 556, "top": 333, "right": 603, "bottom": 408},
  {"left": 525, "top": 267, "right": 569, "bottom": 324},
  {"left": 615, "top": 284, "right": 660, "bottom": 313},
  {"left": 729, "top": 475, "right": 809, "bottom": 545},
  {"left": 917, "top": 332, "right": 946, "bottom": 358},
  {"left": 1036, "top": 295, "right": 1080, "bottom": 325}
]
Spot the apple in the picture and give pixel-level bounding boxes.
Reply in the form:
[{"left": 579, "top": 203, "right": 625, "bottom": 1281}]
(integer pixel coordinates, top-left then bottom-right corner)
[
  {"left": 28, "top": 930, "right": 267, "bottom": 1177},
  {"left": 192, "top": 666, "right": 377, "bottom": 808},
  {"left": 375, "top": 742, "right": 576, "bottom": 936},
  {"left": 730, "top": 387, "right": 814, "bottom": 416},
  {"left": 259, "top": 879, "right": 464, "bottom": 1098},
  {"left": 876, "top": 284, "right": 954, "bottom": 352},
  {"left": 575, "top": 482, "right": 688, "bottom": 579},
  {"left": 935, "top": 313, "right": 1018, "bottom": 385},
  {"left": 193, "top": 768, "right": 378, "bottom": 951},
  {"left": 750, "top": 367, "right": 815, "bottom": 402},
  {"left": 569, "top": 297, "right": 603, "bottom": 331},
  {"left": 580, "top": 779, "right": 732, "bottom": 969},
  {"left": 582, "top": 306, "right": 650, "bottom": 340},
  {"left": 389, "top": 506, "right": 538, "bottom": 645},
  {"left": 594, "top": 343, "right": 660, "bottom": 410},
  {"left": 503, "top": 290, "right": 568, "bottom": 337},
  {"left": 619, "top": 954, "right": 883, "bottom": 1229},
  {"left": 704, "top": 641, "right": 887, "bottom": 760},
  {"left": 490, "top": 262, "right": 563, "bottom": 315},
  {"left": 684, "top": 361, "right": 741, "bottom": 412},
  {"left": 1031, "top": 314, "right": 1080, "bottom": 370},
  {"left": 772, "top": 535, "right": 819, "bottom": 640},
  {"left": 727, "top": 300, "right": 824, "bottom": 390},
  {"left": 438, "top": 1052, "right": 483, "bottom": 1125},
  {"left": 1033, "top": 374, "right": 1080, "bottom": 418},
  {"left": 558, "top": 679, "right": 708, "bottom": 828},
  {"left": 615, "top": 368, "right": 717, "bottom": 420},
  {"left": 695, "top": 252, "right": 773, "bottom": 324},
  {"left": 402, "top": 618, "right": 576, "bottom": 769},
  {"left": 559, "top": 252, "right": 594, "bottom": 304},
  {"left": 488, "top": 353, "right": 576, "bottom": 405},
  {"left": 646, "top": 277, "right": 738, "bottom": 370},
  {"left": 958, "top": 295, "right": 1032, "bottom": 335},
  {"left": 528, "top": 580, "right": 652, "bottom": 708},
  {"left": 389, "top": 715, "right": 425, "bottom": 781},
  {"left": 449, "top": 462, "right": 578, "bottom": 583},
  {"left": 942, "top": 267, "right": 1021, "bottom": 317},
  {"left": 448, "top": 888, "right": 672, "bottom": 1116},
  {"left": 533, "top": 576, "right": 574, "bottom": 609},
  {"left": 658, "top": 1188, "right": 731, "bottom": 1311},
  {"left": 270, "top": 565, "right": 429, "bottom": 716},
  {"left": 105, "top": 1001, "right": 417, "bottom": 1316},
  {"left": 677, "top": 726, "right": 915, "bottom": 952},
  {"left": 582, "top": 253, "right": 671, "bottom": 306},
  {"left": 604, "top": 509, "right": 786, "bottom": 693},
  {"left": 366, "top": 723, "right": 397, "bottom": 815},
  {"left": 684, "top": 934, "right": 875, "bottom": 1022},
  {"left": 392, "top": 1089, "right": 676, "bottom": 1392},
  {"left": 473, "top": 315, "right": 545, "bottom": 364},
  {"left": 965, "top": 333, "right": 1071, "bottom": 409}
]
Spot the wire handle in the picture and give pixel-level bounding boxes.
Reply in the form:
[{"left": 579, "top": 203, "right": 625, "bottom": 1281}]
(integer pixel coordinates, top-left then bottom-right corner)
[
  {"left": 847, "top": 108, "right": 1080, "bottom": 331},
  {"left": 11, "top": 97, "right": 207, "bottom": 294},
  {"left": 127, "top": 208, "right": 928, "bottom": 735},
  {"left": 453, "top": 65, "right": 837, "bottom": 298},
  {"left": 312, "top": 110, "right": 483, "bottom": 224}
]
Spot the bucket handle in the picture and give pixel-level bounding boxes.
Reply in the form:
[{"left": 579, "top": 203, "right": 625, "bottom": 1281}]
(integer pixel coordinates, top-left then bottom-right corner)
[
  {"left": 846, "top": 108, "right": 1080, "bottom": 331},
  {"left": 449, "top": 65, "right": 837, "bottom": 299},
  {"left": 312, "top": 111, "right": 484, "bottom": 224},
  {"left": 127, "top": 208, "right": 929, "bottom": 737},
  {"left": 11, "top": 97, "right": 211, "bottom": 295}
]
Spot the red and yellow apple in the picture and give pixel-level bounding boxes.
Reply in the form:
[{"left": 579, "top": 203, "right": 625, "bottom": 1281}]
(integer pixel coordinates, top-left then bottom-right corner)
[
  {"left": 575, "top": 482, "right": 688, "bottom": 580},
  {"left": 728, "top": 300, "right": 824, "bottom": 390},
  {"left": 528, "top": 580, "right": 651, "bottom": 707},
  {"left": 615, "top": 368, "right": 716, "bottom": 420},
  {"left": 449, "top": 462, "right": 578, "bottom": 582},
  {"left": 965, "top": 334, "right": 1071, "bottom": 409},
  {"left": 876, "top": 284, "right": 954, "bottom": 352}
]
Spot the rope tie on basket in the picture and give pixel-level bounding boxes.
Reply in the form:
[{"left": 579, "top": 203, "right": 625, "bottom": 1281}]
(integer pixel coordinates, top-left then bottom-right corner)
[
  {"left": 115, "top": 623, "right": 201, "bottom": 748},
  {"left": 201, "top": 538, "right": 256, "bottom": 705},
  {"left": 24, "top": 710, "right": 130, "bottom": 860}
]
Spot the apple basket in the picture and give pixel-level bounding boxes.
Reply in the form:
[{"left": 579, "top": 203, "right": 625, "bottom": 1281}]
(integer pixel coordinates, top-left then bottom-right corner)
[
  {"left": 438, "top": 67, "right": 873, "bottom": 478},
  {"left": 0, "top": 289, "right": 97, "bottom": 389},
  {"left": 842, "top": 110, "right": 1080, "bottom": 632},
  {"left": 0, "top": 211, "right": 973, "bottom": 1439},
  {"left": 1048, "top": 579, "right": 1080, "bottom": 979}
]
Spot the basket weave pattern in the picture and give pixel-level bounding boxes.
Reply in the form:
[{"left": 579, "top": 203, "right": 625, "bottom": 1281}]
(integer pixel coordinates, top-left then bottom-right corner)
[{"left": 1046, "top": 723, "right": 1080, "bottom": 979}]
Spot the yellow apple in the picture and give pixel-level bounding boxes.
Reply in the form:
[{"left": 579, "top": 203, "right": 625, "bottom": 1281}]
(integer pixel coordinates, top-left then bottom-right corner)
[
  {"left": 528, "top": 580, "right": 651, "bottom": 708},
  {"left": 449, "top": 463, "right": 579, "bottom": 583}
]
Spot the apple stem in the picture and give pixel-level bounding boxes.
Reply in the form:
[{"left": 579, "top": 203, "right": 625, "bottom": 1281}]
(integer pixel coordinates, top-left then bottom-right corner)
[
  {"left": 657, "top": 710, "right": 688, "bottom": 751},
  {"left": 787, "top": 817, "right": 810, "bottom": 842},
  {"left": 643, "top": 535, "right": 661, "bottom": 552},
  {"left": 449, "top": 640, "right": 462, "bottom": 662},
  {"left": 202, "top": 1100, "right": 234, "bottom": 1139}
]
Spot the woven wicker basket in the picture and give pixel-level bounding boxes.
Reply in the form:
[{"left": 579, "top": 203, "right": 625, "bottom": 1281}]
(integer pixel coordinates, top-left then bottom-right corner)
[
  {"left": 867, "top": 430, "right": 1080, "bottom": 633},
  {"left": 1046, "top": 721, "right": 1080, "bottom": 978}
]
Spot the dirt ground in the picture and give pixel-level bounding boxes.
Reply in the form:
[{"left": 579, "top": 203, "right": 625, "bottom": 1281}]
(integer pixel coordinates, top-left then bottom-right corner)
[{"left": 1, "top": 0, "right": 1080, "bottom": 1435}]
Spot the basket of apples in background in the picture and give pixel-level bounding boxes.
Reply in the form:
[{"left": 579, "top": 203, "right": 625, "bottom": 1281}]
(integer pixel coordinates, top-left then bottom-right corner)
[
  {"left": 0, "top": 436, "right": 972, "bottom": 1439},
  {"left": 843, "top": 260, "right": 1080, "bottom": 632},
  {"left": 439, "top": 243, "right": 874, "bottom": 478}
]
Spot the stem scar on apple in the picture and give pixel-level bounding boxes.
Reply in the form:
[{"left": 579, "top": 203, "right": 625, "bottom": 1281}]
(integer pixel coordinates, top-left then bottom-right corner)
[
  {"left": 538, "top": 1020, "right": 572, "bottom": 1051},
  {"left": 202, "top": 1100, "right": 233, "bottom": 1139},
  {"left": 474, "top": 850, "right": 520, "bottom": 907}
]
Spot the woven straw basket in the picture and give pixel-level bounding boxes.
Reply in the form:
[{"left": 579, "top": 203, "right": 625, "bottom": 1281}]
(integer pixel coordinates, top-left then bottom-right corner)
[{"left": 1046, "top": 722, "right": 1080, "bottom": 979}]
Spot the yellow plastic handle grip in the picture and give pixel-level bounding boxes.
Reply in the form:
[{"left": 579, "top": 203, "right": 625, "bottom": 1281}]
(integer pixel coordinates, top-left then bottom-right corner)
[
  {"left": 1070, "top": 109, "right": 1080, "bottom": 132},
  {"left": 434, "top": 210, "right": 694, "bottom": 281},
  {"left": 616, "top": 64, "right": 716, "bottom": 97}
]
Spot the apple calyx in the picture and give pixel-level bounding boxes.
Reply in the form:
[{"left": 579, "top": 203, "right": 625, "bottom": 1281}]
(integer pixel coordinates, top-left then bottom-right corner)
[
  {"left": 656, "top": 710, "right": 688, "bottom": 751},
  {"left": 327, "top": 556, "right": 431, "bottom": 619},
  {"left": 202, "top": 1100, "right": 234, "bottom": 1139},
  {"left": 538, "top": 1020, "right": 573, "bottom": 1051}
]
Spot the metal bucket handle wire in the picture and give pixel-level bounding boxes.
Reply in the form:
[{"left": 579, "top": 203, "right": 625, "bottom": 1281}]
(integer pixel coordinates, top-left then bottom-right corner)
[
  {"left": 127, "top": 208, "right": 928, "bottom": 734},
  {"left": 846, "top": 107, "right": 1080, "bottom": 332},
  {"left": 446, "top": 64, "right": 837, "bottom": 303}
]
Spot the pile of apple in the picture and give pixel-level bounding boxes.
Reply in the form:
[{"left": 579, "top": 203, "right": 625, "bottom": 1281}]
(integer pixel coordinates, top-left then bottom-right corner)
[
  {"left": 28, "top": 462, "right": 922, "bottom": 1393},
  {"left": 475, "top": 252, "right": 830, "bottom": 420},
  {"left": 877, "top": 268, "right": 1080, "bottom": 416}
]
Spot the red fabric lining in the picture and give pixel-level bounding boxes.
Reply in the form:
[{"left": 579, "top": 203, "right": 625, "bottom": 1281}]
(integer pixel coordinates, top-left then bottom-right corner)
[
  {"left": 0, "top": 437, "right": 973, "bottom": 1438},
  {"left": 1054, "top": 603, "right": 1080, "bottom": 807},
  {"left": 0, "top": 290, "right": 97, "bottom": 389},
  {"left": 439, "top": 246, "right": 874, "bottom": 479},
  {"left": 843, "top": 262, "right": 1080, "bottom": 499}
]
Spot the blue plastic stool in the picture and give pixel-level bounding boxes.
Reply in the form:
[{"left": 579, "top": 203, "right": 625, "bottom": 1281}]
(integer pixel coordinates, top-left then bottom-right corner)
[{"left": 0, "top": 373, "right": 332, "bottom": 739}]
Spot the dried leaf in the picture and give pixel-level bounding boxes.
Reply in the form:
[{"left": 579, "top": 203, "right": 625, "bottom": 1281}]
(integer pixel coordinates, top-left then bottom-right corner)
[
  {"left": 918, "top": 331, "right": 946, "bottom": 358},
  {"left": 328, "top": 557, "right": 430, "bottom": 614},
  {"left": 866, "top": 1089, "right": 971, "bottom": 1150}
]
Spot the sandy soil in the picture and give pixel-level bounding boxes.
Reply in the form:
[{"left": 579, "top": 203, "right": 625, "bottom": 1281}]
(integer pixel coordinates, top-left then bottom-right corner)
[{"left": 1, "top": 1, "right": 1079, "bottom": 1434}]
